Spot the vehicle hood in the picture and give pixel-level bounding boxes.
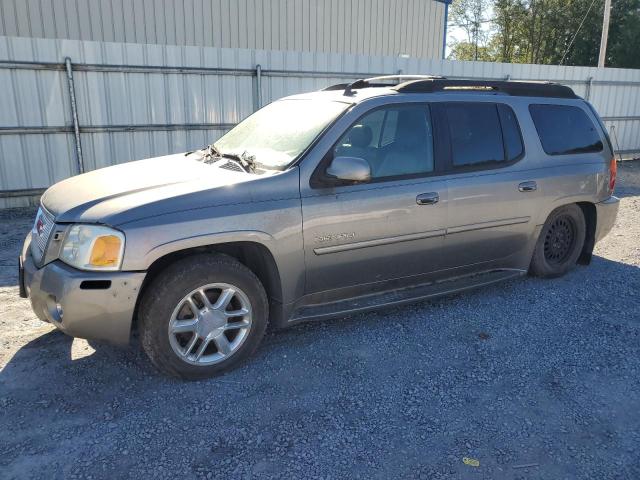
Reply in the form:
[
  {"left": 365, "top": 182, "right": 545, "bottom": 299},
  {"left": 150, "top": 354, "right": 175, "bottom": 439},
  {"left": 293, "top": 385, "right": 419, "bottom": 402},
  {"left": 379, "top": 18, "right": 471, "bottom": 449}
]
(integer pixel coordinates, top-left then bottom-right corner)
[{"left": 41, "top": 153, "right": 288, "bottom": 226}]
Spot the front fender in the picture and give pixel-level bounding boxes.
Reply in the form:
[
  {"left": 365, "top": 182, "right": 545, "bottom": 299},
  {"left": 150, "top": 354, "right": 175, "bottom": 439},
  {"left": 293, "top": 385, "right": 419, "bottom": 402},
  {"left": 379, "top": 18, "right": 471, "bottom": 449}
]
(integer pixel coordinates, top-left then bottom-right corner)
[
  {"left": 142, "top": 230, "right": 277, "bottom": 268},
  {"left": 118, "top": 197, "right": 305, "bottom": 308}
]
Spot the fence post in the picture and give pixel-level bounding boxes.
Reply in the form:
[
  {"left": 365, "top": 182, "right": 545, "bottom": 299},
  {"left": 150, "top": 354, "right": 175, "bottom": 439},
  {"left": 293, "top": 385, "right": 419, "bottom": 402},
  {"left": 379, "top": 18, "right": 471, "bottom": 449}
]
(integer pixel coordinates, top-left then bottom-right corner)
[
  {"left": 64, "top": 57, "right": 84, "bottom": 174},
  {"left": 585, "top": 76, "right": 593, "bottom": 101},
  {"left": 255, "top": 64, "right": 263, "bottom": 111}
]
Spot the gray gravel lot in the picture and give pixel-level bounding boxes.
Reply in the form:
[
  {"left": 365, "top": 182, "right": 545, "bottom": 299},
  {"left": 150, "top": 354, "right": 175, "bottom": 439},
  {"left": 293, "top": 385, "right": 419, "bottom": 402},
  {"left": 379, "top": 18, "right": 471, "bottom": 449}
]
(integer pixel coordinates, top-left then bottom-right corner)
[{"left": 1, "top": 162, "right": 640, "bottom": 480}]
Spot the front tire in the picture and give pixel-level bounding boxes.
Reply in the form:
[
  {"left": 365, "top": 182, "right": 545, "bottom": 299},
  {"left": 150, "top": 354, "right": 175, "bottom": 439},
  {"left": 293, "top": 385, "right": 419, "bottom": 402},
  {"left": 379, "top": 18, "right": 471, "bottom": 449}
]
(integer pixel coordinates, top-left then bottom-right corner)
[
  {"left": 138, "top": 253, "right": 269, "bottom": 380},
  {"left": 529, "top": 204, "right": 586, "bottom": 278}
]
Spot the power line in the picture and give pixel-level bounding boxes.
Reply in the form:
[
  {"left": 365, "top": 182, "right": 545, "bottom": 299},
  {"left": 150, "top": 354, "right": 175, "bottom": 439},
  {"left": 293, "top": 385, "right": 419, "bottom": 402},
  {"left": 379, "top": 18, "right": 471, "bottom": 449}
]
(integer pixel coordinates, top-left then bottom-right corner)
[{"left": 559, "top": 0, "right": 600, "bottom": 65}]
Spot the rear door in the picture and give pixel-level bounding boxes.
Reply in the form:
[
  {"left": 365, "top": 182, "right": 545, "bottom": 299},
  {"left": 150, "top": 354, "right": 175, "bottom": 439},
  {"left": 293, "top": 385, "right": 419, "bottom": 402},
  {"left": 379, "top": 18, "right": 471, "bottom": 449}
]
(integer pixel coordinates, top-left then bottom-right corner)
[
  {"left": 300, "top": 102, "right": 449, "bottom": 297},
  {"left": 437, "top": 100, "right": 541, "bottom": 271}
]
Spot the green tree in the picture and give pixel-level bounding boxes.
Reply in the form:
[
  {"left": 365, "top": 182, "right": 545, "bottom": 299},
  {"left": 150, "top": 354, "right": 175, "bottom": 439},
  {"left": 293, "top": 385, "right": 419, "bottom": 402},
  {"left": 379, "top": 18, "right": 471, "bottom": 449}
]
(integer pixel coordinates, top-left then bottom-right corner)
[
  {"left": 448, "top": 41, "right": 498, "bottom": 61},
  {"left": 449, "top": 0, "right": 492, "bottom": 60},
  {"left": 449, "top": 0, "right": 640, "bottom": 68}
]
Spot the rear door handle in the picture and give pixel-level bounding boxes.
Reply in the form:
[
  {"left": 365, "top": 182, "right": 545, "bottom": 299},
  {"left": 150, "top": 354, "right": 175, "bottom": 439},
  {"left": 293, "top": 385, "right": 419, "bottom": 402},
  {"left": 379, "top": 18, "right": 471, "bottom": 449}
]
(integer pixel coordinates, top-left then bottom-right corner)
[
  {"left": 416, "top": 192, "right": 439, "bottom": 205},
  {"left": 518, "top": 181, "right": 537, "bottom": 192}
]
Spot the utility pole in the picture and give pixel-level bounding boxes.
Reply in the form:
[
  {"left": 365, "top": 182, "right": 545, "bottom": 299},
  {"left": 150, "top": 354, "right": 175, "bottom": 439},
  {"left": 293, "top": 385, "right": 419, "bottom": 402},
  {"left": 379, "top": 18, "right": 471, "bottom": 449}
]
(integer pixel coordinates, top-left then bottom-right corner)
[{"left": 598, "top": 0, "right": 612, "bottom": 68}]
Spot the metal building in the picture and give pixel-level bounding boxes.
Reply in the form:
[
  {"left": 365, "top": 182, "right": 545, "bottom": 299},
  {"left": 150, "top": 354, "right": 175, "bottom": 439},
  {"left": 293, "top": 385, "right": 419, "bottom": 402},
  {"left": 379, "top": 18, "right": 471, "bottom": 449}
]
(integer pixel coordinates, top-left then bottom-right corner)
[
  {"left": 1, "top": 0, "right": 638, "bottom": 209},
  {"left": 0, "top": 0, "right": 447, "bottom": 59}
]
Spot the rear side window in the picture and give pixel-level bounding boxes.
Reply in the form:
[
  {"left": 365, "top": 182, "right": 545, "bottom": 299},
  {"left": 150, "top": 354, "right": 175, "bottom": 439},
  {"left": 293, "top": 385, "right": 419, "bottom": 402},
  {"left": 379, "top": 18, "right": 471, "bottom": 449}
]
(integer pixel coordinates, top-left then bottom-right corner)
[
  {"left": 529, "top": 104, "right": 603, "bottom": 155},
  {"left": 444, "top": 103, "right": 522, "bottom": 168},
  {"left": 498, "top": 104, "right": 524, "bottom": 161}
]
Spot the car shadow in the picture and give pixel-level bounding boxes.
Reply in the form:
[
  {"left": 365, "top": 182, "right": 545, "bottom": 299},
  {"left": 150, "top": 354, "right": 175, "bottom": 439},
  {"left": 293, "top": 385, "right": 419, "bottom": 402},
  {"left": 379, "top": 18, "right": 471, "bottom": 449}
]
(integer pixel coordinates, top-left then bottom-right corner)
[{"left": 0, "top": 329, "right": 159, "bottom": 391}]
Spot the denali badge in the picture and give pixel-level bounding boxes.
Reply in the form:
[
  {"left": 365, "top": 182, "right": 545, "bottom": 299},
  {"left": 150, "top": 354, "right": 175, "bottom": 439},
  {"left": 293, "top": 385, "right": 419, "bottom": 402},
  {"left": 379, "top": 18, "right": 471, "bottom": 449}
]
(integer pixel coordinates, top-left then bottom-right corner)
[{"left": 314, "top": 232, "right": 356, "bottom": 244}]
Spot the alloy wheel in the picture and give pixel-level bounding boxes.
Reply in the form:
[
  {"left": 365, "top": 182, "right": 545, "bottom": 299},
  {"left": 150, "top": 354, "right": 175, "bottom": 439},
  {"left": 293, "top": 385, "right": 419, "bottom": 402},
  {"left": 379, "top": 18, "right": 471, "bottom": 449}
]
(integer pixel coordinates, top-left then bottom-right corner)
[{"left": 168, "top": 283, "right": 252, "bottom": 366}]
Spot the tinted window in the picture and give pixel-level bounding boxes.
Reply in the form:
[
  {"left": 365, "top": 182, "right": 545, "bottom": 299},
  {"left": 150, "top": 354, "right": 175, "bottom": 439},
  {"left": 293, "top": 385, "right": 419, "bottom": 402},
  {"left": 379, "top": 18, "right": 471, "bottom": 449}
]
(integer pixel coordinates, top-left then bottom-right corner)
[
  {"left": 379, "top": 110, "right": 399, "bottom": 147},
  {"left": 445, "top": 103, "right": 505, "bottom": 167},
  {"left": 334, "top": 104, "right": 434, "bottom": 179},
  {"left": 498, "top": 104, "right": 524, "bottom": 161},
  {"left": 529, "top": 104, "right": 603, "bottom": 155}
]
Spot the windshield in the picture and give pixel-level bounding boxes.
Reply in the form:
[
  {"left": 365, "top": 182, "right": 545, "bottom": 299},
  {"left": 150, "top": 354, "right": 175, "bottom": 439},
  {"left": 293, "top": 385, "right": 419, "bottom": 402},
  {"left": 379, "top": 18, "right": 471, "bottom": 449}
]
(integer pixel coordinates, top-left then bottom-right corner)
[{"left": 214, "top": 99, "right": 349, "bottom": 170}]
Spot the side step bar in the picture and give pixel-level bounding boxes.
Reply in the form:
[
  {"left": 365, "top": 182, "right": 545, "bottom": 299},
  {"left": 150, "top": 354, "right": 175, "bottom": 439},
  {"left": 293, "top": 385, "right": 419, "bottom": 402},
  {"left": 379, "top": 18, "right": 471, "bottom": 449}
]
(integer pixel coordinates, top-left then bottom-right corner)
[{"left": 290, "top": 269, "right": 525, "bottom": 323}]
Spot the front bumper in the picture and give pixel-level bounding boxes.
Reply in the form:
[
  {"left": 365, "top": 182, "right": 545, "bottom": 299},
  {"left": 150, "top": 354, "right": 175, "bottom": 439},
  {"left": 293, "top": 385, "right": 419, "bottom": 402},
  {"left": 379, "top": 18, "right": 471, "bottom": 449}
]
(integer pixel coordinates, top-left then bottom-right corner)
[
  {"left": 20, "top": 236, "right": 146, "bottom": 345},
  {"left": 594, "top": 195, "right": 620, "bottom": 243}
]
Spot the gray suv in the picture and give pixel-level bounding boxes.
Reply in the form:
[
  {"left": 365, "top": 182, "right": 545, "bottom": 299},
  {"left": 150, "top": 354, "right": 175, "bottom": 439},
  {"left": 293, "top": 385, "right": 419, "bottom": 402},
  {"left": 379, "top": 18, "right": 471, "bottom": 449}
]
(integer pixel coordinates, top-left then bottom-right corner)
[{"left": 19, "top": 76, "right": 620, "bottom": 379}]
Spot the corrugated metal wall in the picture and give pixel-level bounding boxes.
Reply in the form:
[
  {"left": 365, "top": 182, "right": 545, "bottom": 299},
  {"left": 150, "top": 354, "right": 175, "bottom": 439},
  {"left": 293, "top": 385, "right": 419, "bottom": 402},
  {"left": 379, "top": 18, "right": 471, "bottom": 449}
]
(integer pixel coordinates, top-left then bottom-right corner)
[
  {"left": 1, "top": 35, "right": 639, "bottom": 208},
  {"left": 0, "top": 0, "right": 446, "bottom": 59}
]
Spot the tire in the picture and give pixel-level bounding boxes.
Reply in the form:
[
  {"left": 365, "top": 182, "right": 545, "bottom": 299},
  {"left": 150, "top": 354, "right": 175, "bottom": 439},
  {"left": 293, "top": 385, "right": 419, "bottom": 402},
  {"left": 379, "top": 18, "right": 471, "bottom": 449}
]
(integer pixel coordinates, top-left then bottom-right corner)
[
  {"left": 138, "top": 253, "right": 269, "bottom": 380},
  {"left": 529, "top": 204, "right": 586, "bottom": 278}
]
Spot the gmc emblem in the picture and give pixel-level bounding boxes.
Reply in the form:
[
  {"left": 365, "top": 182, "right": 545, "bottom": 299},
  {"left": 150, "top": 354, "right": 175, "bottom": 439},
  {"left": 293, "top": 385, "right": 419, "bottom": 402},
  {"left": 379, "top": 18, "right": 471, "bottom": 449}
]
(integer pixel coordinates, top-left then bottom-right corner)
[{"left": 35, "top": 216, "right": 44, "bottom": 236}]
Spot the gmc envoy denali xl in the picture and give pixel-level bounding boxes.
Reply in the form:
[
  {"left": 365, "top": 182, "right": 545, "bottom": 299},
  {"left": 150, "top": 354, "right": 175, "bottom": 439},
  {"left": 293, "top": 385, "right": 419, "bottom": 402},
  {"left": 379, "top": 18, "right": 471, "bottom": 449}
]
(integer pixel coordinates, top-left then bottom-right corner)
[{"left": 19, "top": 76, "right": 619, "bottom": 379}]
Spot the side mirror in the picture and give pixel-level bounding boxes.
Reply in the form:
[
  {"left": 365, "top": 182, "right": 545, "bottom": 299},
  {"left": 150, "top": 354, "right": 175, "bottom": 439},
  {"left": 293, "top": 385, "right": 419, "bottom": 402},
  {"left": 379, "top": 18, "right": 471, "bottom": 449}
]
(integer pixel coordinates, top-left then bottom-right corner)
[{"left": 325, "top": 156, "right": 371, "bottom": 183}]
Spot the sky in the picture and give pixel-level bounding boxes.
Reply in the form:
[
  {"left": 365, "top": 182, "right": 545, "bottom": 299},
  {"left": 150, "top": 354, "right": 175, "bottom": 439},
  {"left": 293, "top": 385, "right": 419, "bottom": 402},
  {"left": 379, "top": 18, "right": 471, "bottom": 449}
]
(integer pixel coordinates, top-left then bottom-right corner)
[
  {"left": 444, "top": 3, "right": 495, "bottom": 59},
  {"left": 446, "top": 26, "right": 467, "bottom": 57}
]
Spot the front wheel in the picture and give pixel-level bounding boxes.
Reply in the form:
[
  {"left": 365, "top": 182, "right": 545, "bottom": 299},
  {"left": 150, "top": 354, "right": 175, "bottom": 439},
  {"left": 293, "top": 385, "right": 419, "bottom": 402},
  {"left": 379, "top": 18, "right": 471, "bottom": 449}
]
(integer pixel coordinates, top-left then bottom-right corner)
[
  {"left": 138, "top": 253, "right": 268, "bottom": 379},
  {"left": 529, "top": 204, "right": 586, "bottom": 278}
]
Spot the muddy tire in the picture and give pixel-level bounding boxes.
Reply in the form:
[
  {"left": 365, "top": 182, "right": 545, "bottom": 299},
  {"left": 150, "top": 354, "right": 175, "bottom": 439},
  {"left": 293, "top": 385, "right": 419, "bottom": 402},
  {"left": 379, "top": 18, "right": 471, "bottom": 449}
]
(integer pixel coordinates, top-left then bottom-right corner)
[
  {"left": 529, "top": 204, "right": 586, "bottom": 278},
  {"left": 138, "top": 253, "right": 268, "bottom": 380}
]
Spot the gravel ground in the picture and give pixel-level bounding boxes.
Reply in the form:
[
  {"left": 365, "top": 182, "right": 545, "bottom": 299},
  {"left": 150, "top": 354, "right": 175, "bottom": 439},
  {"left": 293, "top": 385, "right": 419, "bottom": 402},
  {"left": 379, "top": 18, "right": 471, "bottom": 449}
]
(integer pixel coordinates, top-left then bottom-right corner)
[{"left": 1, "top": 162, "right": 639, "bottom": 480}]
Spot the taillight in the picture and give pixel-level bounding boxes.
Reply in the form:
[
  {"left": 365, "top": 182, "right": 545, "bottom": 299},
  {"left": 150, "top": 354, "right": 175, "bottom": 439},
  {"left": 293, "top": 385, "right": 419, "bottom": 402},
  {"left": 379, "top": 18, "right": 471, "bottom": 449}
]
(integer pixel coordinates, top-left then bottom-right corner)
[{"left": 608, "top": 157, "right": 617, "bottom": 194}]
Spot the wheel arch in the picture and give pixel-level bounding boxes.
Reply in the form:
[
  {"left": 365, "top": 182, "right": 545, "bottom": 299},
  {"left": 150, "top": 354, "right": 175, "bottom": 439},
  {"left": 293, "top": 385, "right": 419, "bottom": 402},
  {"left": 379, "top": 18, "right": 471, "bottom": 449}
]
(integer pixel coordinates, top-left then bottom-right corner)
[
  {"left": 132, "top": 241, "right": 286, "bottom": 334},
  {"left": 536, "top": 198, "right": 597, "bottom": 265}
]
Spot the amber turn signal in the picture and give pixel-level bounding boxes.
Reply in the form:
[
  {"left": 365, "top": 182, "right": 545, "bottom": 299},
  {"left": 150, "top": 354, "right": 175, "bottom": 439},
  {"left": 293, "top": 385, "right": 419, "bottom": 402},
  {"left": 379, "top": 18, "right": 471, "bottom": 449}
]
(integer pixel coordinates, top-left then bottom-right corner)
[{"left": 89, "top": 235, "right": 123, "bottom": 267}]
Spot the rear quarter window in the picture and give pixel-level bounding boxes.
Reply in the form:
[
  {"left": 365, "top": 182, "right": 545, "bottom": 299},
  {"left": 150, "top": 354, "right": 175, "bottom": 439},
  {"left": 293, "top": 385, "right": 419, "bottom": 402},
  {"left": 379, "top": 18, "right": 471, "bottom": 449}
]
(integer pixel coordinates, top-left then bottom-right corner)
[{"left": 529, "top": 104, "right": 603, "bottom": 155}]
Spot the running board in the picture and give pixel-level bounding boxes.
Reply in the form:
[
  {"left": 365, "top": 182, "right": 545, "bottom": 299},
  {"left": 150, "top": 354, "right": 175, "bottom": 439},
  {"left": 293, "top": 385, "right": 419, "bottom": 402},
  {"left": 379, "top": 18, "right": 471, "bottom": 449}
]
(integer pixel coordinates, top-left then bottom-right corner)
[{"left": 289, "top": 269, "right": 525, "bottom": 323}]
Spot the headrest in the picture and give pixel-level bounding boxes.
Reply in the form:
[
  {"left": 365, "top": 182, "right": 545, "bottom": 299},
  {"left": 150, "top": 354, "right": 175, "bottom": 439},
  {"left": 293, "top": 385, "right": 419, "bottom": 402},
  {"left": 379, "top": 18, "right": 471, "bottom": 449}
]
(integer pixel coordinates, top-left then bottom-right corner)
[{"left": 348, "top": 124, "right": 373, "bottom": 148}]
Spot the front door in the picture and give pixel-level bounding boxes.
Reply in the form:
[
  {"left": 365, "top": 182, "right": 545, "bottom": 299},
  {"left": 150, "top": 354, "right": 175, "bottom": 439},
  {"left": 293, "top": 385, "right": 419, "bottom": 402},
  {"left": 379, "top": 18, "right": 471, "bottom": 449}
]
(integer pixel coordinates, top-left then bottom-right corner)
[{"left": 300, "top": 103, "right": 448, "bottom": 297}]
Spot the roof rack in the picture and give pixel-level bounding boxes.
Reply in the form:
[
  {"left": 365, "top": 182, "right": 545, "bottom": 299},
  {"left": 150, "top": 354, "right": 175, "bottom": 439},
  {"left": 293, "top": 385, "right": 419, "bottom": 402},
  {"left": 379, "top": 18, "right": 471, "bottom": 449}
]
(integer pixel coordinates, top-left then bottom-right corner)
[
  {"left": 322, "top": 75, "right": 444, "bottom": 96},
  {"left": 322, "top": 76, "right": 577, "bottom": 99},
  {"left": 394, "top": 78, "right": 577, "bottom": 98}
]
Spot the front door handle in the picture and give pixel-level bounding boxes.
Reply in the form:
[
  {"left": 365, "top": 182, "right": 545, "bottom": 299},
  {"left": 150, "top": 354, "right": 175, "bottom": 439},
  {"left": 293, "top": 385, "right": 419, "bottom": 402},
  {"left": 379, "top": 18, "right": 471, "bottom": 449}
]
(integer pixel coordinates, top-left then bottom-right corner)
[
  {"left": 416, "top": 192, "right": 439, "bottom": 205},
  {"left": 518, "top": 181, "right": 537, "bottom": 192}
]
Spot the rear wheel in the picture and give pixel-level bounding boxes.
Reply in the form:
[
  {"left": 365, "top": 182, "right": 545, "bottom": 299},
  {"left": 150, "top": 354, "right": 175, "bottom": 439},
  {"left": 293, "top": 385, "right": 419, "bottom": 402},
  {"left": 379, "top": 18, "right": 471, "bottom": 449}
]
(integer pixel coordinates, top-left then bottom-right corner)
[
  {"left": 138, "top": 253, "right": 268, "bottom": 379},
  {"left": 529, "top": 204, "right": 586, "bottom": 278}
]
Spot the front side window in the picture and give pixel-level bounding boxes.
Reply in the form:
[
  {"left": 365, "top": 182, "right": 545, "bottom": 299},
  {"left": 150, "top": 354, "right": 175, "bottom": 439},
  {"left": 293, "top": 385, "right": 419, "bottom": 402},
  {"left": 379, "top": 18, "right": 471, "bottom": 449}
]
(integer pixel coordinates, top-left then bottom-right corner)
[
  {"left": 529, "top": 104, "right": 603, "bottom": 155},
  {"left": 444, "top": 103, "right": 506, "bottom": 167},
  {"left": 215, "top": 99, "right": 349, "bottom": 170},
  {"left": 334, "top": 104, "right": 435, "bottom": 179}
]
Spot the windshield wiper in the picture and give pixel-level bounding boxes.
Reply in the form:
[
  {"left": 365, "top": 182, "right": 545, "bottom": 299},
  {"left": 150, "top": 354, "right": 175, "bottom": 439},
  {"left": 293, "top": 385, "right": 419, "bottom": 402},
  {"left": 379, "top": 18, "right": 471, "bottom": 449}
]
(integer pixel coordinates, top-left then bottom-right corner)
[
  {"left": 190, "top": 144, "right": 256, "bottom": 172},
  {"left": 218, "top": 150, "right": 256, "bottom": 173},
  {"left": 186, "top": 144, "right": 222, "bottom": 163}
]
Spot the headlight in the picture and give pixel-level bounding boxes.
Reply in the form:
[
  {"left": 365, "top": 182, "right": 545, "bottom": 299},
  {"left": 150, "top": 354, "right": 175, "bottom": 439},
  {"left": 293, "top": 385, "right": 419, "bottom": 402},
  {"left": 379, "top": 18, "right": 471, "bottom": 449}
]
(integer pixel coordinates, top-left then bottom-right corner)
[{"left": 60, "top": 225, "right": 125, "bottom": 271}]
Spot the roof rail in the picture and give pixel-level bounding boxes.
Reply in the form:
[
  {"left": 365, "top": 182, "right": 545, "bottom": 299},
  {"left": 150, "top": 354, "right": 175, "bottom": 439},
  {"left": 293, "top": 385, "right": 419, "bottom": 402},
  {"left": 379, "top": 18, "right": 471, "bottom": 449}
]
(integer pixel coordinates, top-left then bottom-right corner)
[
  {"left": 321, "top": 75, "right": 444, "bottom": 96},
  {"left": 322, "top": 76, "right": 577, "bottom": 99},
  {"left": 342, "top": 75, "right": 444, "bottom": 96},
  {"left": 361, "top": 74, "right": 442, "bottom": 84},
  {"left": 394, "top": 79, "right": 577, "bottom": 99}
]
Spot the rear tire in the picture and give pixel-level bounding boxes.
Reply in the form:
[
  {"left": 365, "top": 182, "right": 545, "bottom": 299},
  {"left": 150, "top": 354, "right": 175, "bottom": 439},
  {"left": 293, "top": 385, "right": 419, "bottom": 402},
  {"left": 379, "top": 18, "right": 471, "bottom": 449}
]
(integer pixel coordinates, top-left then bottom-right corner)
[
  {"left": 138, "top": 253, "right": 268, "bottom": 380},
  {"left": 529, "top": 204, "right": 586, "bottom": 278}
]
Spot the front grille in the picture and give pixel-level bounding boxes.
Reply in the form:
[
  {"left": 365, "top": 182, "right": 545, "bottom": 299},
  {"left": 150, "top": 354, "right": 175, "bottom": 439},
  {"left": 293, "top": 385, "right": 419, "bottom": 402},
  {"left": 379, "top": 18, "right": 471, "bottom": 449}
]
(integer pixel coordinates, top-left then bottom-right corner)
[{"left": 31, "top": 206, "right": 55, "bottom": 263}]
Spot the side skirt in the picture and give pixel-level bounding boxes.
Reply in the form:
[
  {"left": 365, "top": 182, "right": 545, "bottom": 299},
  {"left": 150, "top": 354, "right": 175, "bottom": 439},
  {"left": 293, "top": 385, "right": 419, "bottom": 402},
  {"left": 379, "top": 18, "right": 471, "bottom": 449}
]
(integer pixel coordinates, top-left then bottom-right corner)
[{"left": 288, "top": 269, "right": 526, "bottom": 324}]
